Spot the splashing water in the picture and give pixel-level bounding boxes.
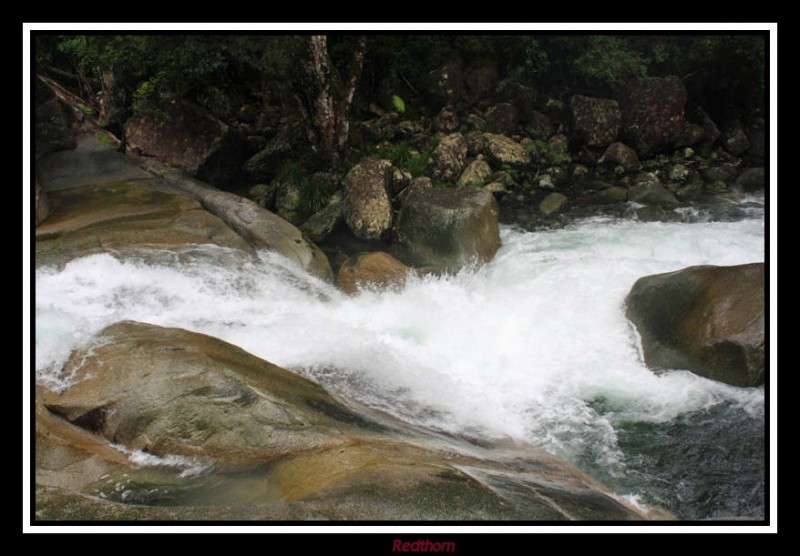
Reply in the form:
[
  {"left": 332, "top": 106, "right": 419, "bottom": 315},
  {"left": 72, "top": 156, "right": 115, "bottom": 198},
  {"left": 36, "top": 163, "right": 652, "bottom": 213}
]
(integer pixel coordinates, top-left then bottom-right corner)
[{"left": 35, "top": 200, "right": 766, "bottom": 518}]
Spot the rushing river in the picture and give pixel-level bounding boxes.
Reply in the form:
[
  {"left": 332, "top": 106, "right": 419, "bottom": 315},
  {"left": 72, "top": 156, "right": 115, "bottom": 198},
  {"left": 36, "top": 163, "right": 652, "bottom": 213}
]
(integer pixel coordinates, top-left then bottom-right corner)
[{"left": 34, "top": 194, "right": 766, "bottom": 519}]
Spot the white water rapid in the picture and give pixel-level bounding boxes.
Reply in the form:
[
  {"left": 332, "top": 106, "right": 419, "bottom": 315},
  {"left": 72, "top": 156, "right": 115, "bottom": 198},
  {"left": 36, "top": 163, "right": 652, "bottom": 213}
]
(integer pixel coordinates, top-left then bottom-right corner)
[{"left": 34, "top": 196, "right": 766, "bottom": 514}]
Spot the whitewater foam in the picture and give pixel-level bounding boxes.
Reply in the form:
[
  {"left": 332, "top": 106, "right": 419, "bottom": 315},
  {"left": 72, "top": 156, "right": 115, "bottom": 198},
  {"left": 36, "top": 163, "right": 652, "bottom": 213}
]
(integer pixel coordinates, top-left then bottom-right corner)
[{"left": 35, "top": 209, "right": 765, "bottom": 469}]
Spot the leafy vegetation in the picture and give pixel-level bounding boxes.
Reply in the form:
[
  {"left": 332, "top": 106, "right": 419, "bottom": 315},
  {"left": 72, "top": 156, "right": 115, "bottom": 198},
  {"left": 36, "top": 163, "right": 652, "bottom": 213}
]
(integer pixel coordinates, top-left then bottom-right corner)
[
  {"left": 392, "top": 95, "right": 406, "bottom": 114},
  {"left": 373, "top": 138, "right": 439, "bottom": 178},
  {"left": 95, "top": 133, "right": 116, "bottom": 147},
  {"left": 34, "top": 33, "right": 765, "bottom": 198},
  {"left": 276, "top": 162, "right": 336, "bottom": 217},
  {"left": 524, "top": 139, "right": 572, "bottom": 169}
]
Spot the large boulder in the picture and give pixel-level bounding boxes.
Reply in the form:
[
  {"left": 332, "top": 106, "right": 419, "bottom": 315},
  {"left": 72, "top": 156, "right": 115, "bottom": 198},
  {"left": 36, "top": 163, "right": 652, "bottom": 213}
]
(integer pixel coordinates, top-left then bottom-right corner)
[
  {"left": 599, "top": 186, "right": 629, "bottom": 203},
  {"left": 35, "top": 180, "right": 251, "bottom": 267},
  {"left": 620, "top": 76, "right": 688, "bottom": 157},
  {"left": 37, "top": 321, "right": 650, "bottom": 520},
  {"left": 483, "top": 133, "right": 530, "bottom": 167},
  {"left": 342, "top": 158, "right": 393, "bottom": 240},
  {"left": 337, "top": 251, "right": 411, "bottom": 294},
  {"left": 675, "top": 122, "right": 705, "bottom": 148},
  {"left": 148, "top": 169, "right": 333, "bottom": 282},
  {"left": 463, "top": 130, "right": 486, "bottom": 157},
  {"left": 570, "top": 95, "right": 621, "bottom": 147},
  {"left": 428, "top": 133, "right": 468, "bottom": 182},
  {"left": 42, "top": 321, "right": 354, "bottom": 468},
  {"left": 625, "top": 263, "right": 765, "bottom": 387},
  {"left": 393, "top": 187, "right": 501, "bottom": 271},
  {"left": 125, "top": 100, "right": 243, "bottom": 189}
]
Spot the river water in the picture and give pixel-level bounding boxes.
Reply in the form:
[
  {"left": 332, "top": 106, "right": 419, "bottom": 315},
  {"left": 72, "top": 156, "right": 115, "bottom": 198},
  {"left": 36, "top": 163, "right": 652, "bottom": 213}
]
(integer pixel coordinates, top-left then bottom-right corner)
[{"left": 34, "top": 194, "right": 766, "bottom": 519}]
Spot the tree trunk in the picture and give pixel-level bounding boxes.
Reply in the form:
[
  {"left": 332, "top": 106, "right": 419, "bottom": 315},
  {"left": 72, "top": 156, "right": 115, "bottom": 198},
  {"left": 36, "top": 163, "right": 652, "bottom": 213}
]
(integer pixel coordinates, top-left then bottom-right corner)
[{"left": 304, "top": 35, "right": 367, "bottom": 171}]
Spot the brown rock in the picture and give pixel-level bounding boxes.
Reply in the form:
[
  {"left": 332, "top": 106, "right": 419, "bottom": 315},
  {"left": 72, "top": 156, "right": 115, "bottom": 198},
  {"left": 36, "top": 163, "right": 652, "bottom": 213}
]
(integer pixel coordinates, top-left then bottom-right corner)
[
  {"left": 394, "top": 187, "right": 501, "bottom": 271},
  {"left": 154, "top": 171, "right": 333, "bottom": 283},
  {"left": 629, "top": 173, "right": 679, "bottom": 208},
  {"left": 337, "top": 251, "right": 411, "bottom": 294},
  {"left": 626, "top": 263, "right": 765, "bottom": 387},
  {"left": 620, "top": 76, "right": 688, "bottom": 157},
  {"left": 34, "top": 181, "right": 251, "bottom": 267},
  {"left": 599, "top": 142, "right": 641, "bottom": 172},
  {"left": 570, "top": 95, "right": 621, "bottom": 147},
  {"left": 342, "top": 158, "right": 393, "bottom": 240},
  {"left": 599, "top": 186, "right": 629, "bottom": 203},
  {"left": 434, "top": 106, "right": 460, "bottom": 134},
  {"left": 41, "top": 321, "right": 355, "bottom": 469},
  {"left": 36, "top": 321, "right": 656, "bottom": 520},
  {"left": 428, "top": 133, "right": 468, "bottom": 182},
  {"left": 483, "top": 133, "right": 530, "bottom": 167},
  {"left": 463, "top": 130, "right": 486, "bottom": 157},
  {"left": 457, "top": 159, "right": 493, "bottom": 188},
  {"left": 484, "top": 103, "right": 519, "bottom": 134},
  {"left": 539, "top": 192, "right": 568, "bottom": 215},
  {"left": 125, "top": 100, "right": 242, "bottom": 188},
  {"left": 675, "top": 122, "right": 705, "bottom": 148}
]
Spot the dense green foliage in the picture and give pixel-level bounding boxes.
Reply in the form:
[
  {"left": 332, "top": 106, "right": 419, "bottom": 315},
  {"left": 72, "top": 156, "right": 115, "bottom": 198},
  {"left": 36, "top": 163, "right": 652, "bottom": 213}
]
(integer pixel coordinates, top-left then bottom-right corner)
[
  {"left": 373, "top": 138, "right": 439, "bottom": 178},
  {"left": 35, "top": 32, "right": 766, "bottom": 193},
  {"left": 36, "top": 33, "right": 765, "bottom": 124}
]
